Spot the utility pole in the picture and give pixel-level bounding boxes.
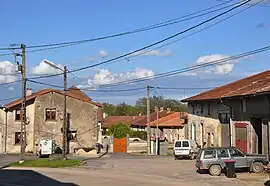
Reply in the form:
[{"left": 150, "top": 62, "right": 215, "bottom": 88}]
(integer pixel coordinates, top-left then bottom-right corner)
[
  {"left": 20, "top": 44, "right": 27, "bottom": 161},
  {"left": 155, "top": 107, "right": 159, "bottom": 155},
  {"left": 43, "top": 60, "right": 68, "bottom": 159},
  {"left": 146, "top": 85, "right": 151, "bottom": 155},
  {"left": 63, "top": 66, "right": 67, "bottom": 159}
]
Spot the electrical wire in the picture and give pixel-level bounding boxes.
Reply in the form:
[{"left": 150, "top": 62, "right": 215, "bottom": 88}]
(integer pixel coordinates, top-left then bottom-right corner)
[
  {"left": 94, "top": 45, "right": 270, "bottom": 88},
  {"left": 27, "top": 0, "right": 252, "bottom": 80},
  {"left": 26, "top": 45, "right": 270, "bottom": 91},
  {"left": 0, "top": 0, "right": 235, "bottom": 52},
  {"left": 215, "top": 0, "right": 270, "bottom": 7},
  {"left": 0, "top": 80, "right": 21, "bottom": 86}
]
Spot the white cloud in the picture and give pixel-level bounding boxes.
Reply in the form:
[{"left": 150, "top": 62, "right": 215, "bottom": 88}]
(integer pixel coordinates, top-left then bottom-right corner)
[
  {"left": 8, "top": 87, "right": 14, "bottom": 91},
  {"left": 129, "top": 50, "right": 173, "bottom": 57},
  {"left": 0, "top": 61, "right": 17, "bottom": 83},
  {"left": 181, "top": 54, "right": 239, "bottom": 77},
  {"left": 195, "top": 54, "right": 234, "bottom": 75},
  {"left": 99, "top": 50, "right": 108, "bottom": 57},
  {"left": 31, "top": 59, "right": 64, "bottom": 75},
  {"left": 78, "top": 68, "right": 155, "bottom": 88}
]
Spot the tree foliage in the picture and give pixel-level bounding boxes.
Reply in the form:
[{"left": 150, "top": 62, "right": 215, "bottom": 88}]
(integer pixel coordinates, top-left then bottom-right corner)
[
  {"left": 102, "top": 96, "right": 187, "bottom": 116},
  {"left": 108, "top": 123, "right": 130, "bottom": 139}
]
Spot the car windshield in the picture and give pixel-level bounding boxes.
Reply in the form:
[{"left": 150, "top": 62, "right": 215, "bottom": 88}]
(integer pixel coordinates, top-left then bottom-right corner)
[
  {"left": 182, "top": 141, "right": 189, "bottom": 147},
  {"left": 175, "top": 141, "right": 181, "bottom": 147}
]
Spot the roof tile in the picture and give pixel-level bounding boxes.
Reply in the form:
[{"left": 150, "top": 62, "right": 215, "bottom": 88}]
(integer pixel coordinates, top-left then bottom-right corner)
[{"left": 182, "top": 70, "right": 270, "bottom": 101}]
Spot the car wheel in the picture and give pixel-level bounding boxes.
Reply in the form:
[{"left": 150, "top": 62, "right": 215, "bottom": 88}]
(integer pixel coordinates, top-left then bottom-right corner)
[
  {"left": 252, "top": 162, "right": 264, "bottom": 173},
  {"left": 190, "top": 153, "right": 195, "bottom": 160},
  {"left": 174, "top": 156, "right": 179, "bottom": 160},
  {"left": 209, "top": 164, "right": 221, "bottom": 176}
]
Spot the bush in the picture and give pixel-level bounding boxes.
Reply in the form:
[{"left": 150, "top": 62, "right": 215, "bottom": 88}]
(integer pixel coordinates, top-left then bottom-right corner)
[
  {"left": 108, "top": 123, "right": 130, "bottom": 139},
  {"left": 129, "top": 130, "right": 147, "bottom": 140}
]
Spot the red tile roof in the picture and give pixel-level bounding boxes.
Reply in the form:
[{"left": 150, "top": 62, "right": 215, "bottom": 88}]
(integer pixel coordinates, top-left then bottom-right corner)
[
  {"left": 103, "top": 116, "right": 145, "bottom": 127},
  {"left": 182, "top": 70, "right": 270, "bottom": 102},
  {"left": 103, "top": 110, "right": 174, "bottom": 127},
  {"left": 135, "top": 110, "right": 173, "bottom": 126},
  {"left": 4, "top": 86, "right": 103, "bottom": 108},
  {"left": 149, "top": 112, "right": 186, "bottom": 127}
]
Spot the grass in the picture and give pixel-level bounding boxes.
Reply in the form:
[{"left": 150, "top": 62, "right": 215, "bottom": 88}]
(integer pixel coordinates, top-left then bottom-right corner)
[{"left": 10, "top": 158, "right": 82, "bottom": 168}]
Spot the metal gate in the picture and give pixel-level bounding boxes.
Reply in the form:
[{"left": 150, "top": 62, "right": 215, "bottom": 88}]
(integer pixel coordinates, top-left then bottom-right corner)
[
  {"left": 235, "top": 123, "right": 247, "bottom": 153},
  {"left": 113, "top": 138, "right": 127, "bottom": 153}
]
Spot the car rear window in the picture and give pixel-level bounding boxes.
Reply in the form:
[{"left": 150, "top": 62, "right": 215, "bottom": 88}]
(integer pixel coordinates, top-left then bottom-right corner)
[
  {"left": 182, "top": 141, "right": 189, "bottom": 147},
  {"left": 203, "top": 150, "right": 216, "bottom": 159},
  {"left": 175, "top": 141, "right": 181, "bottom": 147}
]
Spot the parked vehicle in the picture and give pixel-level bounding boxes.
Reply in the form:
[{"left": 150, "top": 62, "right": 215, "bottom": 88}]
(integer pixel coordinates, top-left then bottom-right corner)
[
  {"left": 36, "top": 139, "right": 57, "bottom": 158},
  {"left": 173, "top": 139, "right": 200, "bottom": 160},
  {"left": 195, "top": 146, "right": 269, "bottom": 176}
]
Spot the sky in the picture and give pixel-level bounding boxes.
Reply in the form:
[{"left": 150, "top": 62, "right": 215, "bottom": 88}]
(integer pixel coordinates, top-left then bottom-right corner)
[{"left": 0, "top": 0, "right": 269, "bottom": 105}]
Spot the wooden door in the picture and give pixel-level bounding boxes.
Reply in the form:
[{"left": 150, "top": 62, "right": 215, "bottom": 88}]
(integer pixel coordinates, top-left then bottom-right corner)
[
  {"left": 235, "top": 123, "right": 247, "bottom": 153},
  {"left": 113, "top": 138, "right": 127, "bottom": 153}
]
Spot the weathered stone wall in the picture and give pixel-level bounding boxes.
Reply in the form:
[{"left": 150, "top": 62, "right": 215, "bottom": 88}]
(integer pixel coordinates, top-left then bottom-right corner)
[
  {"left": 163, "top": 127, "right": 185, "bottom": 142},
  {"left": 5, "top": 101, "right": 35, "bottom": 153},
  {"left": 187, "top": 114, "right": 221, "bottom": 147},
  {"left": 34, "top": 92, "right": 99, "bottom": 153}
]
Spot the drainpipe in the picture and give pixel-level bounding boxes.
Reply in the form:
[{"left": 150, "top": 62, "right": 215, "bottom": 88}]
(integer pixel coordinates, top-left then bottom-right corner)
[{"left": 220, "top": 98, "right": 233, "bottom": 147}]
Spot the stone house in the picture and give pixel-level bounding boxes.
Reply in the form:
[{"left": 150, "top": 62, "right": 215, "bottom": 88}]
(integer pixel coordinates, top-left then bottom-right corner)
[
  {"left": 182, "top": 70, "right": 270, "bottom": 158},
  {"left": 102, "top": 109, "right": 173, "bottom": 133},
  {"left": 2, "top": 86, "right": 103, "bottom": 154},
  {"left": 148, "top": 112, "right": 185, "bottom": 143}
]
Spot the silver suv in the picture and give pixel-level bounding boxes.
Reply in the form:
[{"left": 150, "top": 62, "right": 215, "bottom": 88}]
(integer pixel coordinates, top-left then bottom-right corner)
[{"left": 195, "top": 147, "right": 268, "bottom": 176}]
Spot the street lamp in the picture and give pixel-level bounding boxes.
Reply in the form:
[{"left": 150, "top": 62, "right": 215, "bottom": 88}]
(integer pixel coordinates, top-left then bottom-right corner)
[{"left": 43, "top": 60, "right": 67, "bottom": 159}]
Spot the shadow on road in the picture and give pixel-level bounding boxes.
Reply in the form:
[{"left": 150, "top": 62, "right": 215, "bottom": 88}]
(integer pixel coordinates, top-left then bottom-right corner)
[{"left": 0, "top": 169, "right": 78, "bottom": 186}]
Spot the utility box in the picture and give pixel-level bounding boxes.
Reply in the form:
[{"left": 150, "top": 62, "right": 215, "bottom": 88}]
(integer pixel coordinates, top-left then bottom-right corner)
[{"left": 38, "top": 139, "right": 56, "bottom": 157}]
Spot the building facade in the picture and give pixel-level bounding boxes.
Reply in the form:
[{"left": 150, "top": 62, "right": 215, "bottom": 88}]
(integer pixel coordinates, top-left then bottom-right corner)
[
  {"left": 183, "top": 70, "right": 270, "bottom": 158},
  {"left": 3, "top": 86, "right": 103, "bottom": 154}
]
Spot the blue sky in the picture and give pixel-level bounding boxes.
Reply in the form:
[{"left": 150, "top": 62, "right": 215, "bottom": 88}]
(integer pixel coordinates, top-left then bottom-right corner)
[{"left": 0, "top": 0, "right": 269, "bottom": 105}]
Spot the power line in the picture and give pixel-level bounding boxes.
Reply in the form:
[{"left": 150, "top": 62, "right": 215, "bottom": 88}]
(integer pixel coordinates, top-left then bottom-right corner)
[
  {"left": 0, "top": 0, "right": 235, "bottom": 52},
  {"left": 28, "top": 0, "right": 252, "bottom": 80},
  {"left": 94, "top": 45, "right": 270, "bottom": 88},
  {"left": 27, "top": 45, "right": 270, "bottom": 91},
  {"left": 215, "top": 0, "right": 270, "bottom": 7},
  {"left": 0, "top": 80, "right": 21, "bottom": 86}
]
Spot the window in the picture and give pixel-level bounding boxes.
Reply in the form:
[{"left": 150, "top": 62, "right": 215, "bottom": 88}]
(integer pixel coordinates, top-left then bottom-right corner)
[
  {"left": 207, "top": 104, "right": 211, "bottom": 115},
  {"left": 203, "top": 150, "right": 216, "bottom": 159},
  {"left": 15, "top": 110, "right": 21, "bottom": 121},
  {"left": 45, "top": 108, "right": 56, "bottom": 121},
  {"left": 68, "top": 130, "right": 77, "bottom": 141},
  {"left": 200, "top": 104, "right": 203, "bottom": 114},
  {"left": 182, "top": 141, "right": 189, "bottom": 147},
  {"left": 241, "top": 99, "right": 247, "bottom": 113},
  {"left": 217, "top": 149, "right": 229, "bottom": 158},
  {"left": 175, "top": 141, "right": 181, "bottom": 147},
  {"left": 218, "top": 113, "right": 230, "bottom": 124},
  {"left": 15, "top": 132, "right": 25, "bottom": 145},
  {"left": 229, "top": 149, "right": 244, "bottom": 157}
]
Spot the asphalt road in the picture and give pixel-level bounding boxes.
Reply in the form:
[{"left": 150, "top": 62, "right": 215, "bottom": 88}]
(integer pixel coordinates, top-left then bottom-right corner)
[{"left": 0, "top": 154, "right": 269, "bottom": 186}]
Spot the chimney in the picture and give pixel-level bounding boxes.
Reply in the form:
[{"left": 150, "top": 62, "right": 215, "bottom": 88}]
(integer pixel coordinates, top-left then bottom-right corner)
[
  {"left": 159, "top": 107, "right": 164, "bottom": 112},
  {"left": 167, "top": 108, "right": 171, "bottom": 113},
  {"left": 26, "top": 88, "right": 32, "bottom": 96}
]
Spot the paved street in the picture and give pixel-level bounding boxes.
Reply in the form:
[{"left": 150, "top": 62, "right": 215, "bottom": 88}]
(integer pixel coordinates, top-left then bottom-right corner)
[{"left": 0, "top": 154, "right": 270, "bottom": 185}]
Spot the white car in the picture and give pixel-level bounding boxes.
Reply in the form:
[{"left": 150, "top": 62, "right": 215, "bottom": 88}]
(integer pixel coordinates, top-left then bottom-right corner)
[{"left": 173, "top": 139, "right": 200, "bottom": 160}]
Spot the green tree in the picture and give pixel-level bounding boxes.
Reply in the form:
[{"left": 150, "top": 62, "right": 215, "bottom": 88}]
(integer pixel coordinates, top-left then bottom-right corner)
[
  {"left": 108, "top": 123, "right": 130, "bottom": 138},
  {"left": 135, "top": 95, "right": 187, "bottom": 114}
]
